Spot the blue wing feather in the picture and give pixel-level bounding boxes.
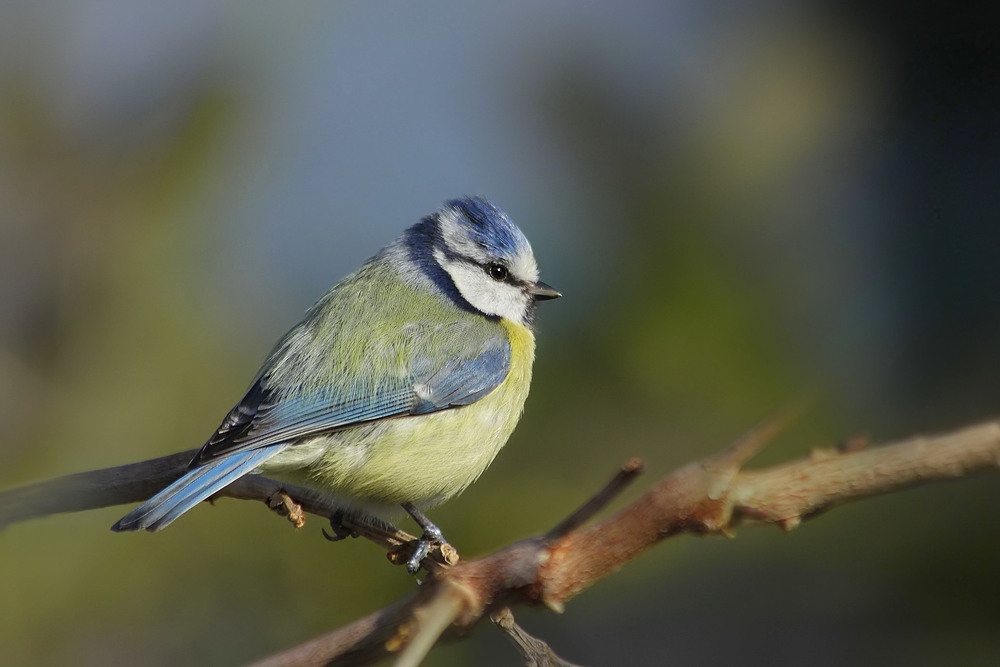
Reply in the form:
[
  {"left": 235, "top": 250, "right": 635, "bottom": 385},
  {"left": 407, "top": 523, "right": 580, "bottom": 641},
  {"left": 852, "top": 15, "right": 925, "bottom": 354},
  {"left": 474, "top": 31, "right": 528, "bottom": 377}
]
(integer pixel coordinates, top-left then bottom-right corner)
[
  {"left": 111, "top": 447, "right": 286, "bottom": 532},
  {"left": 232, "top": 386, "right": 417, "bottom": 450},
  {"left": 207, "top": 334, "right": 511, "bottom": 452},
  {"left": 411, "top": 341, "right": 510, "bottom": 413},
  {"left": 112, "top": 331, "right": 511, "bottom": 532}
]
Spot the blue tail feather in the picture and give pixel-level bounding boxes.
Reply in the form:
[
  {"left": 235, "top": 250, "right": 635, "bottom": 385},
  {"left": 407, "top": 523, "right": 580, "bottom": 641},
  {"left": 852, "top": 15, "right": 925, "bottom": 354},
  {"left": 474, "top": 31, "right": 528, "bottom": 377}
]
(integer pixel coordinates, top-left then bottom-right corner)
[{"left": 111, "top": 446, "right": 286, "bottom": 532}]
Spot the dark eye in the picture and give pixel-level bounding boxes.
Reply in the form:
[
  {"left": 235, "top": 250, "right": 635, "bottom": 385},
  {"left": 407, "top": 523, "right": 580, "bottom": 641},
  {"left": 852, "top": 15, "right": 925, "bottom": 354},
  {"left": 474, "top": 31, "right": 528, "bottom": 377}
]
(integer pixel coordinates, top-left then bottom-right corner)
[{"left": 487, "top": 262, "right": 509, "bottom": 282}]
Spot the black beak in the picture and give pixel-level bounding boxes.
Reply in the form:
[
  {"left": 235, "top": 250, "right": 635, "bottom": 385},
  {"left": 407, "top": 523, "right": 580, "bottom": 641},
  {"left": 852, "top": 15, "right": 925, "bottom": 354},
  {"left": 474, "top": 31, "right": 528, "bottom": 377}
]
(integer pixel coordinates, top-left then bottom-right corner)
[{"left": 528, "top": 281, "right": 562, "bottom": 301}]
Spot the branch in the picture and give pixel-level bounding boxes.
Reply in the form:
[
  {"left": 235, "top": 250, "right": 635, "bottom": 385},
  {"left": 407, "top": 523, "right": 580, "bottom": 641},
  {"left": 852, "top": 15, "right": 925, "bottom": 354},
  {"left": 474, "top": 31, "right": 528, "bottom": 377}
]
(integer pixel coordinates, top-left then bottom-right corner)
[
  {"left": 0, "top": 450, "right": 451, "bottom": 568},
  {"left": 538, "top": 419, "right": 1000, "bottom": 605},
  {"left": 491, "top": 608, "right": 583, "bottom": 667},
  {"left": 3, "top": 416, "right": 998, "bottom": 664},
  {"left": 0, "top": 450, "right": 196, "bottom": 528},
  {"left": 251, "top": 417, "right": 1000, "bottom": 665}
]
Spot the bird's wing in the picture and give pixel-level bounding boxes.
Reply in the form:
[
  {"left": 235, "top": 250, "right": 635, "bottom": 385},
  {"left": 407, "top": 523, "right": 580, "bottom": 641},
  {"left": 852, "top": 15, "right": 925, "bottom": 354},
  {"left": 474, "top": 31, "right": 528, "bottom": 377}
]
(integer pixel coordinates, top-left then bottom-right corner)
[{"left": 191, "top": 327, "right": 511, "bottom": 465}]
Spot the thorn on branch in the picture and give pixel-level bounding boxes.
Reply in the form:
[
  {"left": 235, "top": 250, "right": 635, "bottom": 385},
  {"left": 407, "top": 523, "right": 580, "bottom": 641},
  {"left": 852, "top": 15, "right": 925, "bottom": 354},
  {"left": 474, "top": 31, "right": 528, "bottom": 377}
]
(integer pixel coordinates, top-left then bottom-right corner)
[
  {"left": 711, "top": 396, "right": 813, "bottom": 471},
  {"left": 837, "top": 433, "right": 871, "bottom": 453},
  {"left": 778, "top": 515, "right": 802, "bottom": 531}
]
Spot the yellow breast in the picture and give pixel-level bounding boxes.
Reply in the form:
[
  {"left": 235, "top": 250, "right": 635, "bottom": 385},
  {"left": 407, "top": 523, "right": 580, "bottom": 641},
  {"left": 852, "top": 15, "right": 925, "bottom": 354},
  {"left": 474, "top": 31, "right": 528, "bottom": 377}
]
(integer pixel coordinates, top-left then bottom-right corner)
[{"left": 281, "top": 319, "right": 536, "bottom": 514}]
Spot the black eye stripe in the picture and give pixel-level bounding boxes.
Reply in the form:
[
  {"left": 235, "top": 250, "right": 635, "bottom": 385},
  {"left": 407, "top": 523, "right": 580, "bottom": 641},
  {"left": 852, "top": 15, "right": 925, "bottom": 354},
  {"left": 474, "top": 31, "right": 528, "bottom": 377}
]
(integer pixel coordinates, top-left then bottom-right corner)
[{"left": 446, "top": 252, "right": 520, "bottom": 286}]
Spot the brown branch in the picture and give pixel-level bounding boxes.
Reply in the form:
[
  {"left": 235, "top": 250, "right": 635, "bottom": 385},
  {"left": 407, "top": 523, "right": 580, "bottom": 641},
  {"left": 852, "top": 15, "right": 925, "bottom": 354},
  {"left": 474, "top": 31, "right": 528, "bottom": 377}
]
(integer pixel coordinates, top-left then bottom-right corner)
[
  {"left": 0, "top": 450, "right": 196, "bottom": 528},
  {"left": 491, "top": 608, "right": 583, "bottom": 667},
  {"left": 246, "top": 594, "right": 423, "bottom": 667},
  {"left": 0, "top": 450, "right": 451, "bottom": 568},
  {"left": 731, "top": 421, "right": 1000, "bottom": 529},
  {"left": 252, "top": 417, "right": 1000, "bottom": 665},
  {"left": 3, "top": 417, "right": 999, "bottom": 665}
]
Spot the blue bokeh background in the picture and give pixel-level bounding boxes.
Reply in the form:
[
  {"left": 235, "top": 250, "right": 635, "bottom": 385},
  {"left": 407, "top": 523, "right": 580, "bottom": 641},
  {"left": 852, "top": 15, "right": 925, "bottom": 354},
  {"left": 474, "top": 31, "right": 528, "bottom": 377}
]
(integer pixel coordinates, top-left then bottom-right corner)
[{"left": 2, "top": 2, "right": 998, "bottom": 665}]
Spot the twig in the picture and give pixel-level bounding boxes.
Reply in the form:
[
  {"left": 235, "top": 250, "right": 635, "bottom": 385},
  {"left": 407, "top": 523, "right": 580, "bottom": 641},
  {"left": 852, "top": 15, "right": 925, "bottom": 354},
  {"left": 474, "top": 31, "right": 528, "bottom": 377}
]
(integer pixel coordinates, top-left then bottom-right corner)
[
  {"left": 544, "top": 457, "right": 643, "bottom": 542},
  {"left": 492, "top": 608, "right": 583, "bottom": 667},
  {"left": 0, "top": 451, "right": 455, "bottom": 569},
  {"left": 247, "top": 595, "right": 422, "bottom": 667},
  {"left": 0, "top": 450, "right": 195, "bottom": 529},
  {"left": 731, "top": 420, "right": 1000, "bottom": 530},
  {"left": 393, "top": 583, "right": 469, "bottom": 667}
]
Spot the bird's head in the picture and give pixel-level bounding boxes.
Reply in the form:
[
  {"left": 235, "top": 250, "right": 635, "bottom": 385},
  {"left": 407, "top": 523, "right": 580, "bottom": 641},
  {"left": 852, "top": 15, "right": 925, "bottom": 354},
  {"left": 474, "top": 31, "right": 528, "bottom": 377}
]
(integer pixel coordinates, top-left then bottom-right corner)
[{"left": 423, "top": 197, "right": 560, "bottom": 326}]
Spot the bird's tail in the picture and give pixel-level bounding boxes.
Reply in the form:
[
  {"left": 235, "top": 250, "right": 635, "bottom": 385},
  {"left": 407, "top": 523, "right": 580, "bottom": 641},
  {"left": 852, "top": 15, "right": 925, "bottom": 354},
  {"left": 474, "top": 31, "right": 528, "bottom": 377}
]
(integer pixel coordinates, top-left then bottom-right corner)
[{"left": 111, "top": 447, "right": 285, "bottom": 532}]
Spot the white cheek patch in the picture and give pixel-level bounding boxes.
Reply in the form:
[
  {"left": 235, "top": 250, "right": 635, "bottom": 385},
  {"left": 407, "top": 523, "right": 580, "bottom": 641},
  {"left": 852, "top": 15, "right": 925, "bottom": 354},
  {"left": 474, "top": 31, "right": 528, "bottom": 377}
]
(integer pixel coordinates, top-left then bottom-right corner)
[{"left": 435, "top": 250, "right": 529, "bottom": 323}]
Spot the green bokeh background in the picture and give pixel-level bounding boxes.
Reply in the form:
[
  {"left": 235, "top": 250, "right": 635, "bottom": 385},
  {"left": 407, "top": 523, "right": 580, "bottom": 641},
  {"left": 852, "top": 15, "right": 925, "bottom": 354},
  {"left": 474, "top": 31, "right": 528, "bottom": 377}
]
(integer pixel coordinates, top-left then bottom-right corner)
[{"left": 2, "top": 3, "right": 998, "bottom": 665}]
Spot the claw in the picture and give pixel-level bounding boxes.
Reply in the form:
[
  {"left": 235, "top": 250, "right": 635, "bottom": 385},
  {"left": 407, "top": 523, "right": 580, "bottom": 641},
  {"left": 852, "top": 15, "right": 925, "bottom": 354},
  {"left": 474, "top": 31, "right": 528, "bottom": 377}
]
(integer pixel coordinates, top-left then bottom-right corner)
[{"left": 322, "top": 510, "right": 359, "bottom": 542}]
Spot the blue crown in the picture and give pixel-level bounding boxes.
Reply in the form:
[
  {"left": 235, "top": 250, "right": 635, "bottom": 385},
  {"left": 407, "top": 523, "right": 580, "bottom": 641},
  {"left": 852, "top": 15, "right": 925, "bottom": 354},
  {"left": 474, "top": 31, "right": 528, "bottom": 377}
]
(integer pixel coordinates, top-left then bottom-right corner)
[{"left": 445, "top": 196, "right": 530, "bottom": 261}]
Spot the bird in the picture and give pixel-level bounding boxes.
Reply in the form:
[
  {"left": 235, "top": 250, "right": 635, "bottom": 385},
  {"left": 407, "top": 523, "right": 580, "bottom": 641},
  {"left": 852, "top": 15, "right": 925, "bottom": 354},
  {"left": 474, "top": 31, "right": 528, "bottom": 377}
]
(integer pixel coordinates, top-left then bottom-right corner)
[{"left": 112, "top": 196, "right": 560, "bottom": 572}]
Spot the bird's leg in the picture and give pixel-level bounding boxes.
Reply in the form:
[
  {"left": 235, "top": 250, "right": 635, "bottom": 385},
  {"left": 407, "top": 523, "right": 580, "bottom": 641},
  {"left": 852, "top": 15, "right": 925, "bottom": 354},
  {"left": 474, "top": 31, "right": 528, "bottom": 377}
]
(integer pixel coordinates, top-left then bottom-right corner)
[
  {"left": 322, "top": 510, "right": 360, "bottom": 542},
  {"left": 401, "top": 502, "right": 445, "bottom": 574}
]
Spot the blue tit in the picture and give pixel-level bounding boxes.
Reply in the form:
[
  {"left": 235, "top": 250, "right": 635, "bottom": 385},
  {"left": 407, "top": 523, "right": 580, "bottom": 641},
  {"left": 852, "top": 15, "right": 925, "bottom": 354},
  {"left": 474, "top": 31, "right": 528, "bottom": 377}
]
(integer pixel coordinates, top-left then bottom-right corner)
[{"left": 112, "top": 196, "right": 560, "bottom": 572}]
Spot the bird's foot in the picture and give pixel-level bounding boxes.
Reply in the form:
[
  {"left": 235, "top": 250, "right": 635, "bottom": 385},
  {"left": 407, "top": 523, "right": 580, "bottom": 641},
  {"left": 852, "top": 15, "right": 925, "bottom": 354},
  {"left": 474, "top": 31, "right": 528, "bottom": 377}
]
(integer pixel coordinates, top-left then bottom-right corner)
[
  {"left": 405, "top": 524, "right": 446, "bottom": 575},
  {"left": 322, "top": 510, "right": 360, "bottom": 542},
  {"left": 402, "top": 502, "right": 447, "bottom": 574}
]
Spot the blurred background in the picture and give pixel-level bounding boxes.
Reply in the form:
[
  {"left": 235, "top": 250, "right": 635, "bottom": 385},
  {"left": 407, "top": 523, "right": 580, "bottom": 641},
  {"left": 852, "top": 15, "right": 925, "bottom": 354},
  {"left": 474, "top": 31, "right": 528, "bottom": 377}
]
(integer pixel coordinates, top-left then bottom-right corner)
[{"left": 1, "top": 1, "right": 998, "bottom": 665}]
